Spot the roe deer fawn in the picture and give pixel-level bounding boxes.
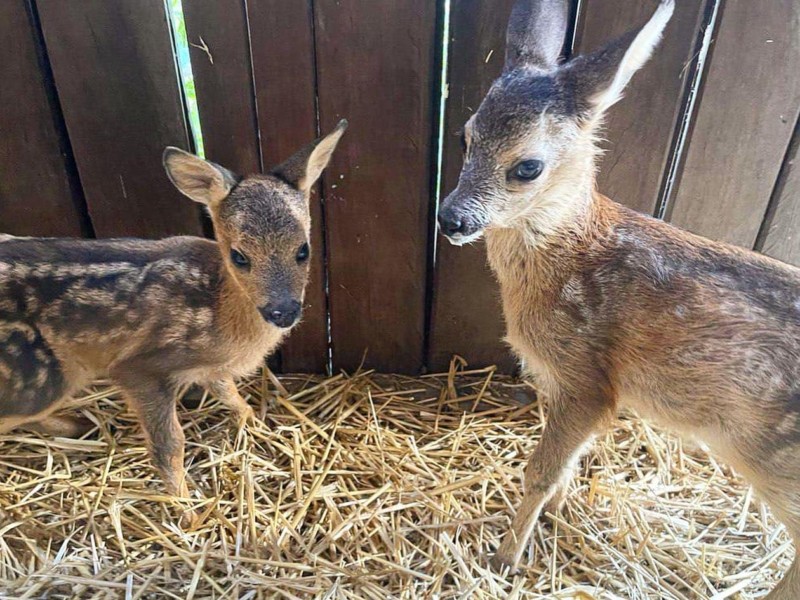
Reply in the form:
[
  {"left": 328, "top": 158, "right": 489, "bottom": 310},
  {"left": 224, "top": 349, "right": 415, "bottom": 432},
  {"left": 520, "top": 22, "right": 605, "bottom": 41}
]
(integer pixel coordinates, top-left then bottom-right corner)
[
  {"left": 0, "top": 121, "right": 347, "bottom": 518},
  {"left": 437, "top": 0, "right": 800, "bottom": 596}
]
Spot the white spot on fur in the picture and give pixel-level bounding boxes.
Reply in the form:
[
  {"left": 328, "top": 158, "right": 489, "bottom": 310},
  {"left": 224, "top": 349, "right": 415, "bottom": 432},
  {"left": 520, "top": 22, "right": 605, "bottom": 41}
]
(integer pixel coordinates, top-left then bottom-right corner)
[
  {"left": 777, "top": 413, "right": 798, "bottom": 436},
  {"left": 560, "top": 278, "right": 585, "bottom": 303}
]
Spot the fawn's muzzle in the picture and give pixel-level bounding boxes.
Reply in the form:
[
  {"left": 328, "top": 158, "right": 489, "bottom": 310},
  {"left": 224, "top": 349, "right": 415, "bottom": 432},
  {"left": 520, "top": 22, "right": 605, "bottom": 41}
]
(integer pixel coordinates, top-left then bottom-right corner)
[
  {"left": 259, "top": 300, "right": 302, "bottom": 328},
  {"left": 438, "top": 204, "right": 483, "bottom": 243}
]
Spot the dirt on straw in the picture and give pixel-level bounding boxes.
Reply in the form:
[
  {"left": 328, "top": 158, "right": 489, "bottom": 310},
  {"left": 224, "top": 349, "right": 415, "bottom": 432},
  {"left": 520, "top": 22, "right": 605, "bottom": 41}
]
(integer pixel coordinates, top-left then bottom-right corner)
[{"left": 0, "top": 363, "right": 792, "bottom": 599}]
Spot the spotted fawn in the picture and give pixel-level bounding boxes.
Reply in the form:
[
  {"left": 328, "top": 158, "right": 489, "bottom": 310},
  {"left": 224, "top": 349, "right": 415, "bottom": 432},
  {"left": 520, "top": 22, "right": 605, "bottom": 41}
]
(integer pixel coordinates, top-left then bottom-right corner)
[{"left": 0, "top": 121, "right": 347, "bottom": 519}]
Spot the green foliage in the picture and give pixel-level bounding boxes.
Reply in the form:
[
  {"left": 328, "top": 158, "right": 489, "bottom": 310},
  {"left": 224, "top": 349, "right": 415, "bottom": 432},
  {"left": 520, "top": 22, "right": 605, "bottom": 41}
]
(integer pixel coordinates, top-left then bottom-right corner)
[{"left": 167, "top": 0, "right": 204, "bottom": 157}]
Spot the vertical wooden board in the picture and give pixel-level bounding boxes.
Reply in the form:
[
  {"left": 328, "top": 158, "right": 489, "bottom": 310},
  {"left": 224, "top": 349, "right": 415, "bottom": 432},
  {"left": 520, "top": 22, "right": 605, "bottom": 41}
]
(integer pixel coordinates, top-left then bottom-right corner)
[
  {"left": 760, "top": 119, "right": 800, "bottom": 266},
  {"left": 668, "top": 0, "right": 800, "bottom": 248},
  {"left": 428, "top": 0, "right": 517, "bottom": 374},
  {"left": 314, "top": 0, "right": 437, "bottom": 373},
  {"left": 575, "top": 0, "right": 707, "bottom": 215},
  {"left": 248, "top": 0, "right": 328, "bottom": 373},
  {"left": 36, "top": 0, "right": 203, "bottom": 239},
  {"left": 182, "top": 0, "right": 260, "bottom": 174},
  {"left": 0, "top": 1, "right": 87, "bottom": 238}
]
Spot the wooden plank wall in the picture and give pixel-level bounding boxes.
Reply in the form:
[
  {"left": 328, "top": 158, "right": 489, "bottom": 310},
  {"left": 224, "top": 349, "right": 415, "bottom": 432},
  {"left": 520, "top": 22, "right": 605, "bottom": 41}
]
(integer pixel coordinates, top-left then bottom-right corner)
[
  {"left": 1, "top": 0, "right": 799, "bottom": 374},
  {"left": 668, "top": 0, "right": 800, "bottom": 248},
  {"left": 37, "top": 0, "right": 202, "bottom": 239},
  {"left": 248, "top": 1, "right": 329, "bottom": 373},
  {"left": 182, "top": 0, "right": 329, "bottom": 373},
  {"left": 758, "top": 120, "right": 800, "bottom": 265},
  {"left": 185, "top": 0, "right": 441, "bottom": 374},
  {"left": 0, "top": 1, "right": 88, "bottom": 238},
  {"left": 428, "top": 0, "right": 517, "bottom": 373},
  {"left": 314, "top": 0, "right": 439, "bottom": 374},
  {"left": 182, "top": 0, "right": 260, "bottom": 174},
  {"left": 574, "top": 0, "right": 708, "bottom": 215}
]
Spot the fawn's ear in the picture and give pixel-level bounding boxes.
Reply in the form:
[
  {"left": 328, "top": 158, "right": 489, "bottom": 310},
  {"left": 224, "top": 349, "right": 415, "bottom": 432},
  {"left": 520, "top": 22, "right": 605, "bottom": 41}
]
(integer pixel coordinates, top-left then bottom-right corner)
[
  {"left": 271, "top": 119, "right": 349, "bottom": 195},
  {"left": 505, "top": 0, "right": 570, "bottom": 72},
  {"left": 163, "top": 148, "right": 240, "bottom": 207},
  {"left": 565, "top": 0, "right": 674, "bottom": 117}
]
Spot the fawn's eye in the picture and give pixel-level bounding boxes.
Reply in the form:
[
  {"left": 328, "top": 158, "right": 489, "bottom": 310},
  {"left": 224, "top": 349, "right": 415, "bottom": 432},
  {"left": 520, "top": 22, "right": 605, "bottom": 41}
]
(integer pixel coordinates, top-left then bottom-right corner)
[
  {"left": 296, "top": 243, "right": 310, "bottom": 263},
  {"left": 230, "top": 248, "right": 250, "bottom": 269},
  {"left": 511, "top": 159, "right": 544, "bottom": 182}
]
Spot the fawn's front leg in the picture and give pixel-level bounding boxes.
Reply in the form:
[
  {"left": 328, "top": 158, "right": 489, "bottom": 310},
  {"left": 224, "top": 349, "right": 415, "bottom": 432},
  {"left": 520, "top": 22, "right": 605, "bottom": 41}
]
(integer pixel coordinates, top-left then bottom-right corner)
[
  {"left": 113, "top": 371, "right": 194, "bottom": 521},
  {"left": 493, "top": 386, "right": 614, "bottom": 571},
  {"left": 208, "top": 377, "right": 255, "bottom": 425}
]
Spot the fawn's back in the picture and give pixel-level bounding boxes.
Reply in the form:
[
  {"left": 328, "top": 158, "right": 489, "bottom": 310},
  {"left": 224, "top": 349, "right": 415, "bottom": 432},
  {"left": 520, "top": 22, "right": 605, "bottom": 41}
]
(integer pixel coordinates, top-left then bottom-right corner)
[{"left": 0, "top": 237, "right": 235, "bottom": 415}]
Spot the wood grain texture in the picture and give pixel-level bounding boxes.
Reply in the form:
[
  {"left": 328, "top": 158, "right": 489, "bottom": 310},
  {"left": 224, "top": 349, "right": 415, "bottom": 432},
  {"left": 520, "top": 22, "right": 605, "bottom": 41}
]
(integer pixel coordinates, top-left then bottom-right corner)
[
  {"left": 759, "top": 117, "right": 800, "bottom": 266},
  {"left": 575, "top": 0, "right": 707, "bottom": 215},
  {"left": 668, "top": 0, "right": 800, "bottom": 248},
  {"left": 248, "top": 0, "right": 328, "bottom": 373},
  {"left": 182, "top": 0, "right": 260, "bottom": 173},
  {"left": 0, "top": 1, "right": 88, "bottom": 238},
  {"left": 314, "top": 0, "right": 437, "bottom": 373},
  {"left": 428, "top": 0, "right": 517, "bottom": 374},
  {"left": 37, "top": 0, "right": 202, "bottom": 239}
]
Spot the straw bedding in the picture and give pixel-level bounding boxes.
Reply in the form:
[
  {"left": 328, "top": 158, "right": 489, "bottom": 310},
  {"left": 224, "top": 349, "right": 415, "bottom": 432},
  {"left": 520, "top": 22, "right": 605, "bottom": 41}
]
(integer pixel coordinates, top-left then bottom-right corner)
[{"left": 0, "top": 364, "right": 793, "bottom": 599}]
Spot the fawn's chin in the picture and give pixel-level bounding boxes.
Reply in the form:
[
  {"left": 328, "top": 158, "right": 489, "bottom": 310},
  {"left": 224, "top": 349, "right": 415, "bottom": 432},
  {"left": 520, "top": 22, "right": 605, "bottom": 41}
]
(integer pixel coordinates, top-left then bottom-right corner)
[{"left": 445, "top": 229, "right": 485, "bottom": 247}]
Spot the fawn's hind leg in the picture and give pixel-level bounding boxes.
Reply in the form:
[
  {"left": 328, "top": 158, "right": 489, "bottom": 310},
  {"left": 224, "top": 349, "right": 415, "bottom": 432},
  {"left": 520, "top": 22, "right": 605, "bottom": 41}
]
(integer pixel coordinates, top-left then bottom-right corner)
[
  {"left": 766, "top": 551, "right": 800, "bottom": 600},
  {"left": 0, "top": 323, "right": 87, "bottom": 437},
  {"left": 25, "top": 414, "right": 94, "bottom": 438},
  {"left": 492, "top": 385, "right": 614, "bottom": 571}
]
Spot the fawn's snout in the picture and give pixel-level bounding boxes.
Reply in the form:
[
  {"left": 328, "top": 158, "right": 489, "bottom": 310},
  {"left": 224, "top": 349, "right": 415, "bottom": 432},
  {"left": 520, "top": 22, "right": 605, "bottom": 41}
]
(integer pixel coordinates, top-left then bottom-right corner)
[
  {"left": 259, "top": 299, "right": 302, "bottom": 328},
  {"left": 438, "top": 196, "right": 486, "bottom": 244}
]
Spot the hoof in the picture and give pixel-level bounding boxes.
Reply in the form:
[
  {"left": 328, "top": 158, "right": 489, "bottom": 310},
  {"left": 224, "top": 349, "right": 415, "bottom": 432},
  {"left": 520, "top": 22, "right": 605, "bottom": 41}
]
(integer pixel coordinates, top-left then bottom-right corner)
[
  {"left": 68, "top": 417, "right": 96, "bottom": 438},
  {"left": 179, "top": 507, "right": 201, "bottom": 530},
  {"left": 489, "top": 548, "right": 519, "bottom": 575},
  {"left": 235, "top": 405, "right": 257, "bottom": 429}
]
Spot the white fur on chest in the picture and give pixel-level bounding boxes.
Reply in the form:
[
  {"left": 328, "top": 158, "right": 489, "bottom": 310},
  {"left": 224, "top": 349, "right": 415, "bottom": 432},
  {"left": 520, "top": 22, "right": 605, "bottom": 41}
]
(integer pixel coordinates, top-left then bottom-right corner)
[
  {"left": 176, "top": 326, "right": 283, "bottom": 387},
  {"left": 226, "top": 326, "right": 284, "bottom": 378}
]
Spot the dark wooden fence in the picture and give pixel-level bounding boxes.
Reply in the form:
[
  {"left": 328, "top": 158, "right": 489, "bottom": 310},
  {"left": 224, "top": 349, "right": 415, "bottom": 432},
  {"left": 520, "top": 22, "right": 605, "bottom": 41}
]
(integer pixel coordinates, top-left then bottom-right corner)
[{"left": 1, "top": 0, "right": 798, "bottom": 375}]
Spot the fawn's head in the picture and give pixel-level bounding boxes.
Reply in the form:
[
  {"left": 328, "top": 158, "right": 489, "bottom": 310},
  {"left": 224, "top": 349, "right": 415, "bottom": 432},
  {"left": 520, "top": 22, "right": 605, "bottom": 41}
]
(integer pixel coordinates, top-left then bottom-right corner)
[
  {"left": 163, "top": 120, "right": 347, "bottom": 328},
  {"left": 439, "top": 0, "right": 674, "bottom": 245}
]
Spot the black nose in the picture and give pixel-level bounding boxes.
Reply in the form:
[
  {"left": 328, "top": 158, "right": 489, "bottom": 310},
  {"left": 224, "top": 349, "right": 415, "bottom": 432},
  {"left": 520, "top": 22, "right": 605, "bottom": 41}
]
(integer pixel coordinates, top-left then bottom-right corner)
[
  {"left": 438, "top": 211, "right": 467, "bottom": 237},
  {"left": 259, "top": 300, "right": 302, "bottom": 328}
]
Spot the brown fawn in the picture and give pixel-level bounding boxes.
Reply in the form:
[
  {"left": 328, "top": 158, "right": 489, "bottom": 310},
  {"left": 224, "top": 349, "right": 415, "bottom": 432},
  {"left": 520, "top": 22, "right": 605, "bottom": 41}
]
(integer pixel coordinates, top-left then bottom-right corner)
[
  {"left": 438, "top": 0, "right": 800, "bottom": 596},
  {"left": 0, "top": 121, "right": 347, "bottom": 517}
]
